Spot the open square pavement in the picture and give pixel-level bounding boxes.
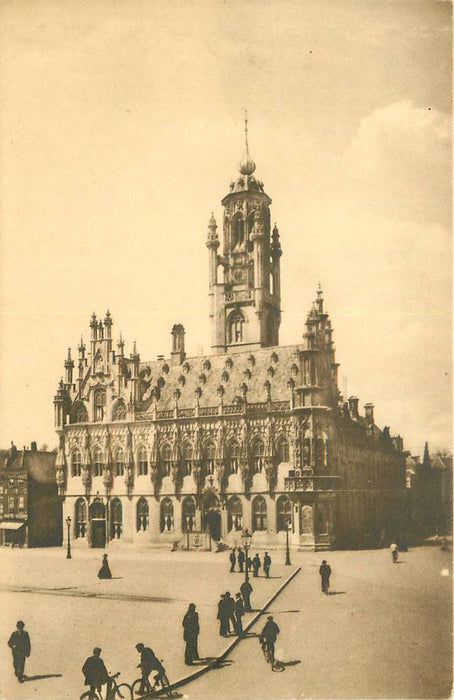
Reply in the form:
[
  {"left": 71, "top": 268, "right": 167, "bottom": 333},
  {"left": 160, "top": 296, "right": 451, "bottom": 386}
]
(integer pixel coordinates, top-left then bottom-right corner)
[{"left": 0, "top": 544, "right": 451, "bottom": 700}]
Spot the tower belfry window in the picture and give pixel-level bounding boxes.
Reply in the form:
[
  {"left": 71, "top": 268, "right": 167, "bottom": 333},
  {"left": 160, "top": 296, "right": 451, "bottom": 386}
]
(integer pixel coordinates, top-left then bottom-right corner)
[{"left": 229, "top": 311, "right": 245, "bottom": 344}]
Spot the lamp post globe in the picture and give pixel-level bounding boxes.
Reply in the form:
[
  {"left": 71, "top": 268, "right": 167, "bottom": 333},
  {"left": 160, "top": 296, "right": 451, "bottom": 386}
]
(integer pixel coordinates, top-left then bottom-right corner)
[
  {"left": 66, "top": 516, "right": 72, "bottom": 559},
  {"left": 241, "top": 529, "right": 252, "bottom": 582}
]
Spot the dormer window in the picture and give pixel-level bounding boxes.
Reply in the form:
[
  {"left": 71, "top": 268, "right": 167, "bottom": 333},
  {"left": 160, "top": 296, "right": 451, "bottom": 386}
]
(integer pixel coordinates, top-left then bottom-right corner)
[
  {"left": 199, "top": 373, "right": 207, "bottom": 385},
  {"left": 247, "top": 355, "right": 255, "bottom": 367},
  {"left": 225, "top": 357, "right": 233, "bottom": 370},
  {"left": 203, "top": 359, "right": 211, "bottom": 372},
  {"left": 243, "top": 368, "right": 251, "bottom": 380},
  {"left": 291, "top": 363, "right": 299, "bottom": 376},
  {"left": 267, "top": 366, "right": 275, "bottom": 378},
  {"left": 182, "top": 361, "right": 190, "bottom": 374},
  {"left": 270, "top": 351, "right": 278, "bottom": 364},
  {"left": 178, "top": 375, "right": 186, "bottom": 387},
  {"left": 222, "top": 371, "right": 229, "bottom": 383},
  {"left": 162, "top": 363, "right": 169, "bottom": 374}
]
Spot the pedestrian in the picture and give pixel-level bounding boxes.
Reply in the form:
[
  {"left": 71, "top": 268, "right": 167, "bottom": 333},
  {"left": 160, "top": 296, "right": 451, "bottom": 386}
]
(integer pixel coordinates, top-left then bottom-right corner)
[
  {"left": 82, "top": 647, "right": 112, "bottom": 700},
  {"left": 234, "top": 593, "right": 244, "bottom": 636},
  {"left": 135, "top": 643, "right": 166, "bottom": 693},
  {"left": 390, "top": 543, "right": 398, "bottom": 563},
  {"left": 319, "top": 559, "right": 331, "bottom": 594},
  {"left": 237, "top": 547, "right": 245, "bottom": 572},
  {"left": 263, "top": 551, "right": 272, "bottom": 578},
  {"left": 182, "top": 603, "right": 199, "bottom": 666},
  {"left": 224, "top": 591, "right": 236, "bottom": 634},
  {"left": 229, "top": 548, "right": 236, "bottom": 573},
  {"left": 7, "top": 620, "right": 31, "bottom": 683},
  {"left": 247, "top": 555, "right": 253, "bottom": 574},
  {"left": 240, "top": 579, "right": 253, "bottom": 612},
  {"left": 97, "top": 553, "right": 112, "bottom": 579},
  {"left": 252, "top": 553, "right": 261, "bottom": 577},
  {"left": 217, "top": 594, "right": 229, "bottom": 637},
  {"left": 259, "top": 615, "right": 280, "bottom": 667}
]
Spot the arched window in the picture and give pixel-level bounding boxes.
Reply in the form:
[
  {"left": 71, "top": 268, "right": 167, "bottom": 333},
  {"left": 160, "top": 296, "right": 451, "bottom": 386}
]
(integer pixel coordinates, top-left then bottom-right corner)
[
  {"left": 71, "top": 403, "right": 88, "bottom": 424},
  {"left": 229, "top": 311, "right": 245, "bottom": 344},
  {"left": 160, "top": 498, "right": 174, "bottom": 532},
  {"left": 231, "top": 213, "right": 244, "bottom": 249},
  {"left": 137, "top": 447, "right": 148, "bottom": 476},
  {"left": 94, "top": 390, "right": 106, "bottom": 422},
  {"left": 93, "top": 447, "right": 103, "bottom": 477},
  {"left": 252, "top": 496, "right": 267, "bottom": 532},
  {"left": 276, "top": 496, "right": 292, "bottom": 532},
  {"left": 204, "top": 442, "right": 216, "bottom": 475},
  {"left": 75, "top": 498, "right": 87, "bottom": 538},
  {"left": 181, "top": 442, "right": 193, "bottom": 477},
  {"left": 71, "top": 450, "right": 82, "bottom": 477},
  {"left": 182, "top": 497, "right": 196, "bottom": 533},
  {"left": 228, "top": 496, "right": 243, "bottom": 532},
  {"left": 112, "top": 400, "right": 127, "bottom": 421},
  {"left": 161, "top": 444, "right": 172, "bottom": 477},
  {"left": 110, "top": 498, "right": 122, "bottom": 539},
  {"left": 276, "top": 436, "right": 290, "bottom": 463},
  {"left": 115, "top": 448, "right": 125, "bottom": 477},
  {"left": 252, "top": 438, "right": 265, "bottom": 473},
  {"left": 136, "top": 497, "right": 149, "bottom": 531},
  {"left": 226, "top": 440, "right": 240, "bottom": 475}
]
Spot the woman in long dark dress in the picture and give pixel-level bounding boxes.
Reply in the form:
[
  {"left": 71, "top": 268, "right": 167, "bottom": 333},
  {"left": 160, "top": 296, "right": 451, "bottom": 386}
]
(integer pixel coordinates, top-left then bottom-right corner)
[
  {"left": 182, "top": 603, "right": 199, "bottom": 665},
  {"left": 97, "top": 553, "right": 112, "bottom": 579}
]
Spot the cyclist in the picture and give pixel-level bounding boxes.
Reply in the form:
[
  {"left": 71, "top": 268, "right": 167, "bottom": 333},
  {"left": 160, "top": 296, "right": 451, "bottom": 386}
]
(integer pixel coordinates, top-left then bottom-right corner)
[
  {"left": 135, "top": 643, "right": 166, "bottom": 694},
  {"left": 82, "top": 647, "right": 113, "bottom": 700},
  {"left": 259, "top": 616, "right": 280, "bottom": 667}
]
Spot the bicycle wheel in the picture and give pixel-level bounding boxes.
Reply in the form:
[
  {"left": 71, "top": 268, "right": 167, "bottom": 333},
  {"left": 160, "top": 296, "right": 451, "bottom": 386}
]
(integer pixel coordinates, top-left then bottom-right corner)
[
  {"left": 131, "top": 679, "right": 151, "bottom": 698},
  {"left": 115, "top": 683, "right": 132, "bottom": 700},
  {"left": 80, "top": 692, "right": 102, "bottom": 700}
]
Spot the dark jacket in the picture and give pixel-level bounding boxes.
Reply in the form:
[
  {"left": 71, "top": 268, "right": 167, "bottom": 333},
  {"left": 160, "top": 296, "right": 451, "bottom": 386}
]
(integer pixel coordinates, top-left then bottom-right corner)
[
  {"left": 140, "top": 647, "right": 161, "bottom": 673},
  {"left": 182, "top": 611, "right": 199, "bottom": 640},
  {"left": 252, "top": 556, "right": 261, "bottom": 570},
  {"left": 319, "top": 564, "right": 331, "bottom": 579},
  {"left": 240, "top": 581, "right": 252, "bottom": 597},
  {"left": 225, "top": 596, "right": 235, "bottom": 617},
  {"left": 264, "top": 554, "right": 271, "bottom": 568},
  {"left": 8, "top": 630, "right": 30, "bottom": 658},
  {"left": 217, "top": 598, "right": 228, "bottom": 620},
  {"left": 235, "top": 598, "right": 244, "bottom": 619},
  {"left": 237, "top": 550, "right": 245, "bottom": 564},
  {"left": 260, "top": 620, "right": 280, "bottom": 643},
  {"left": 229, "top": 551, "right": 236, "bottom": 563},
  {"left": 82, "top": 655, "right": 109, "bottom": 686}
]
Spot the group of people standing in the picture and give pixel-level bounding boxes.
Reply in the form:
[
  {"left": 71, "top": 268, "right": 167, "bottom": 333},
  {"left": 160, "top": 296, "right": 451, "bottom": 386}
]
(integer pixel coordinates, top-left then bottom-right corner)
[
  {"left": 217, "top": 591, "right": 247, "bottom": 638},
  {"left": 229, "top": 548, "right": 272, "bottom": 578}
]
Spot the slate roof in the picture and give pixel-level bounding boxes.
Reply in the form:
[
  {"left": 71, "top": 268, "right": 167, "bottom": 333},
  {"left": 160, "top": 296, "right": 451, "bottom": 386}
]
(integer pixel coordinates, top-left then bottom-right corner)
[{"left": 0, "top": 449, "right": 56, "bottom": 483}]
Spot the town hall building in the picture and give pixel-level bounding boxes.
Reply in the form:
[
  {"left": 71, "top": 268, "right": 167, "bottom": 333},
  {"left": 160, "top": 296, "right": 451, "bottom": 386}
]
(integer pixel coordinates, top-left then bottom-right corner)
[{"left": 54, "top": 125, "right": 407, "bottom": 550}]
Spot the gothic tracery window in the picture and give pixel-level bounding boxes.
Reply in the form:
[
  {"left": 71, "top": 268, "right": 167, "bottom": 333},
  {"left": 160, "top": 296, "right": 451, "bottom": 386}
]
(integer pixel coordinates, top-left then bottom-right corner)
[
  {"left": 137, "top": 447, "right": 148, "bottom": 476},
  {"left": 110, "top": 498, "right": 122, "bottom": 539},
  {"left": 71, "top": 450, "right": 82, "bottom": 477},
  {"left": 160, "top": 498, "right": 174, "bottom": 532},
  {"left": 181, "top": 442, "right": 193, "bottom": 476},
  {"left": 228, "top": 496, "right": 243, "bottom": 532},
  {"left": 182, "top": 497, "right": 196, "bottom": 533},
  {"left": 136, "top": 497, "right": 149, "bottom": 531},
  {"left": 93, "top": 447, "right": 103, "bottom": 477},
  {"left": 112, "top": 400, "right": 127, "bottom": 421},
  {"left": 228, "top": 312, "right": 245, "bottom": 344},
  {"left": 276, "top": 495, "right": 292, "bottom": 532},
  {"left": 276, "top": 436, "right": 290, "bottom": 463},
  {"left": 94, "top": 390, "right": 106, "bottom": 422},
  {"left": 205, "top": 442, "right": 216, "bottom": 475},
  {"left": 115, "top": 448, "right": 125, "bottom": 477},
  {"left": 252, "top": 496, "right": 267, "bottom": 532},
  {"left": 252, "top": 438, "right": 265, "bottom": 473},
  {"left": 161, "top": 444, "right": 172, "bottom": 476},
  {"left": 227, "top": 439, "right": 240, "bottom": 475},
  {"left": 75, "top": 497, "right": 87, "bottom": 538}
]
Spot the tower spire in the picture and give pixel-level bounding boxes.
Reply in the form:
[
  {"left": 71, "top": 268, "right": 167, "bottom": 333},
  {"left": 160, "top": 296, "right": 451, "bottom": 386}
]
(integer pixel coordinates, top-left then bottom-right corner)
[{"left": 239, "top": 109, "right": 256, "bottom": 175}]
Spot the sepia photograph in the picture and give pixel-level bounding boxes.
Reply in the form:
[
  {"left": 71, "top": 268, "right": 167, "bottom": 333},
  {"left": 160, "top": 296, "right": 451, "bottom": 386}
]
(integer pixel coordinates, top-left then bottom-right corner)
[{"left": 0, "top": 1, "right": 452, "bottom": 699}]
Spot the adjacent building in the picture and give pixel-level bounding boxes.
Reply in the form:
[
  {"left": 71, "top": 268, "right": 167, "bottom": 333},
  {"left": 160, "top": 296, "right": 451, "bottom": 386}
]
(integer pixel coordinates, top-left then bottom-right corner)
[
  {"left": 0, "top": 443, "right": 62, "bottom": 547},
  {"left": 54, "top": 129, "right": 407, "bottom": 550}
]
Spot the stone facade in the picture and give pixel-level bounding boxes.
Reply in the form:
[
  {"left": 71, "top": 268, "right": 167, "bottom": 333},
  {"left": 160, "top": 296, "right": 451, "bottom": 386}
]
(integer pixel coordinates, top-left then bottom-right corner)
[{"left": 54, "top": 132, "right": 407, "bottom": 551}]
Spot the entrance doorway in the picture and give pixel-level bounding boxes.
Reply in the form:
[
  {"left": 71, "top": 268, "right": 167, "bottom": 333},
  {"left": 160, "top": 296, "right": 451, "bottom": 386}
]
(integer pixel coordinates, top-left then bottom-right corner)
[
  {"left": 89, "top": 501, "right": 106, "bottom": 548},
  {"left": 203, "top": 493, "right": 222, "bottom": 541}
]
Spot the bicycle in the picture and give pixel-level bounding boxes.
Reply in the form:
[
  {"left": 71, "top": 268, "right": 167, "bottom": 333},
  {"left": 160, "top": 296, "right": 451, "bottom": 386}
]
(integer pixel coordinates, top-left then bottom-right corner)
[
  {"left": 259, "top": 639, "right": 285, "bottom": 673},
  {"left": 80, "top": 672, "right": 132, "bottom": 700},
  {"left": 131, "top": 670, "right": 174, "bottom": 698}
]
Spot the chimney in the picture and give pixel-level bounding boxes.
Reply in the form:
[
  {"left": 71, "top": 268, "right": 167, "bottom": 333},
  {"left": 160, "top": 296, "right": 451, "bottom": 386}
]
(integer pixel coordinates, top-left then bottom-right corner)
[
  {"left": 364, "top": 403, "right": 374, "bottom": 424},
  {"left": 348, "top": 396, "right": 359, "bottom": 419},
  {"left": 30, "top": 441, "right": 37, "bottom": 452},
  {"left": 171, "top": 324, "right": 186, "bottom": 366}
]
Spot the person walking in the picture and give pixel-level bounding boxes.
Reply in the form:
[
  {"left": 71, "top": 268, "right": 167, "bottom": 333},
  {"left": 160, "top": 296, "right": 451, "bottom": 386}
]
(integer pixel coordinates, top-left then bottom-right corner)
[
  {"left": 234, "top": 593, "right": 244, "bottom": 636},
  {"left": 217, "top": 594, "right": 229, "bottom": 637},
  {"left": 240, "top": 579, "right": 253, "bottom": 612},
  {"left": 263, "top": 552, "right": 272, "bottom": 578},
  {"left": 319, "top": 560, "right": 331, "bottom": 594},
  {"left": 390, "top": 543, "right": 398, "bottom": 563},
  {"left": 8, "top": 620, "right": 31, "bottom": 683},
  {"left": 97, "top": 553, "right": 112, "bottom": 579},
  {"left": 252, "top": 553, "right": 261, "bottom": 577},
  {"left": 259, "top": 616, "right": 280, "bottom": 667},
  {"left": 224, "top": 592, "right": 236, "bottom": 634},
  {"left": 182, "top": 603, "right": 199, "bottom": 665},
  {"left": 229, "top": 548, "right": 236, "bottom": 573},
  {"left": 82, "top": 647, "right": 112, "bottom": 700},
  {"left": 237, "top": 547, "right": 245, "bottom": 572}
]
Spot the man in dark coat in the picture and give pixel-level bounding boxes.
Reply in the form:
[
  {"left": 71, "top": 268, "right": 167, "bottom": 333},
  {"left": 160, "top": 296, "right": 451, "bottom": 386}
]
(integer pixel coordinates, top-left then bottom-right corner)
[
  {"left": 237, "top": 547, "right": 245, "bottom": 572},
  {"left": 135, "top": 643, "right": 165, "bottom": 692},
  {"left": 319, "top": 560, "right": 331, "bottom": 594},
  {"left": 263, "top": 552, "right": 272, "bottom": 578},
  {"left": 8, "top": 620, "right": 31, "bottom": 683},
  {"left": 260, "top": 616, "right": 280, "bottom": 666},
  {"left": 82, "top": 647, "right": 112, "bottom": 699},
  {"left": 252, "top": 553, "right": 261, "bottom": 577},
  {"left": 240, "top": 579, "right": 253, "bottom": 612},
  {"left": 217, "top": 594, "right": 229, "bottom": 637},
  {"left": 229, "top": 548, "right": 236, "bottom": 573},
  {"left": 234, "top": 593, "right": 244, "bottom": 636},
  {"left": 224, "top": 592, "right": 236, "bottom": 634},
  {"left": 182, "top": 603, "right": 199, "bottom": 665}
]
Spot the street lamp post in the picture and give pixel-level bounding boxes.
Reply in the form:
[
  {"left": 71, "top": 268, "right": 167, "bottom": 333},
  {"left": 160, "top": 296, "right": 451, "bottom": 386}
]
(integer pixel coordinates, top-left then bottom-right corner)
[
  {"left": 66, "top": 516, "right": 72, "bottom": 559},
  {"left": 285, "top": 520, "right": 291, "bottom": 566},
  {"left": 241, "top": 529, "right": 252, "bottom": 582}
]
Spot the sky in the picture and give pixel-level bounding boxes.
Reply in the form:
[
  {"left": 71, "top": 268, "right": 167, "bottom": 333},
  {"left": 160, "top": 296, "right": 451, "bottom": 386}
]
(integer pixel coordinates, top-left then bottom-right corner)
[{"left": 0, "top": 0, "right": 451, "bottom": 456}]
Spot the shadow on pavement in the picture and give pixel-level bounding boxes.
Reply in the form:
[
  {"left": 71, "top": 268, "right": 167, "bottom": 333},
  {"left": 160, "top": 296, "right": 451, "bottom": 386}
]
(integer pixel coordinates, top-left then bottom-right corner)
[
  {"left": 281, "top": 660, "right": 301, "bottom": 667},
  {"left": 327, "top": 591, "right": 346, "bottom": 596},
  {"left": 267, "top": 609, "right": 300, "bottom": 613},
  {"left": 23, "top": 674, "right": 62, "bottom": 682}
]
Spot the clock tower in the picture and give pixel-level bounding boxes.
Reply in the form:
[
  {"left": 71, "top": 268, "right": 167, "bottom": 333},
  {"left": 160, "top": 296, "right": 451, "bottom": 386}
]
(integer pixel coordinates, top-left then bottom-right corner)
[{"left": 206, "top": 115, "right": 282, "bottom": 354}]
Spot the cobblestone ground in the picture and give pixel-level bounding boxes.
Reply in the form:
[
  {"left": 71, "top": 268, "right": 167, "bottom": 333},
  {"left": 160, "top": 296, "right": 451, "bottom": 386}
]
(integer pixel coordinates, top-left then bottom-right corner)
[
  {"left": 0, "top": 545, "right": 294, "bottom": 700},
  {"left": 0, "top": 545, "right": 451, "bottom": 700}
]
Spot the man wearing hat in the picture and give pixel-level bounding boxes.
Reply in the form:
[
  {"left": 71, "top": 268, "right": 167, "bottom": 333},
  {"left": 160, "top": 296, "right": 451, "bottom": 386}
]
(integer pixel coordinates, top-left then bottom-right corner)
[
  {"left": 82, "top": 647, "right": 112, "bottom": 699},
  {"left": 8, "top": 620, "right": 31, "bottom": 683},
  {"left": 319, "top": 559, "right": 332, "bottom": 594}
]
